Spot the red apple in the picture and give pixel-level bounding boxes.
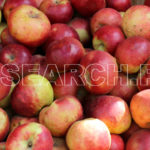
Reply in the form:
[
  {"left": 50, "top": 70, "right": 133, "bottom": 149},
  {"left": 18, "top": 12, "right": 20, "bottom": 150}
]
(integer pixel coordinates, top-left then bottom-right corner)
[
  {"left": 115, "top": 36, "right": 150, "bottom": 74},
  {"left": 53, "top": 137, "right": 68, "bottom": 150},
  {"left": 53, "top": 72, "right": 80, "bottom": 99},
  {"left": 10, "top": 116, "right": 38, "bottom": 132},
  {"left": 39, "top": 0, "right": 73, "bottom": 23},
  {"left": 43, "top": 23, "right": 79, "bottom": 51},
  {"left": 110, "top": 73, "right": 137, "bottom": 103},
  {"left": 91, "top": 8, "right": 122, "bottom": 34},
  {"left": 1, "top": 27, "right": 18, "bottom": 46},
  {"left": 137, "top": 59, "right": 150, "bottom": 91},
  {"left": 0, "top": 63, "right": 12, "bottom": 101},
  {"left": 0, "top": 108, "right": 9, "bottom": 141},
  {"left": 0, "top": 44, "right": 32, "bottom": 80},
  {"left": 11, "top": 74, "right": 54, "bottom": 117},
  {"left": 39, "top": 96, "right": 83, "bottom": 137},
  {"left": 130, "top": 89, "right": 150, "bottom": 128},
  {"left": 8, "top": 5, "right": 51, "bottom": 47},
  {"left": 70, "top": 0, "right": 106, "bottom": 17},
  {"left": 80, "top": 51, "right": 118, "bottom": 94},
  {"left": 107, "top": 0, "right": 131, "bottom": 11},
  {"left": 6, "top": 122, "right": 53, "bottom": 150},
  {"left": 122, "top": 121, "right": 141, "bottom": 142},
  {"left": 85, "top": 95, "right": 132, "bottom": 134},
  {"left": 0, "top": 142, "right": 5, "bottom": 150},
  {"left": 66, "top": 118, "right": 111, "bottom": 150},
  {"left": 122, "top": 5, "right": 150, "bottom": 40},
  {"left": 3, "top": 0, "right": 37, "bottom": 20},
  {"left": 93, "top": 25, "right": 125, "bottom": 54},
  {"left": 145, "top": 0, "right": 150, "bottom": 6},
  {"left": 110, "top": 134, "right": 124, "bottom": 150},
  {"left": 69, "top": 17, "right": 91, "bottom": 45},
  {"left": 126, "top": 129, "right": 150, "bottom": 150},
  {"left": 46, "top": 37, "right": 85, "bottom": 72}
]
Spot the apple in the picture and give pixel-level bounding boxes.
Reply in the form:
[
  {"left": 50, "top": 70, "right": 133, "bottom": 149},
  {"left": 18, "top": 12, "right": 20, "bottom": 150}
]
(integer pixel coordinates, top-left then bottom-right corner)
[
  {"left": 107, "top": 0, "right": 131, "bottom": 11},
  {"left": 31, "top": 55, "right": 57, "bottom": 81},
  {"left": 110, "top": 73, "right": 137, "bottom": 103},
  {"left": 70, "top": 0, "right": 106, "bottom": 17},
  {"left": 120, "top": 12, "right": 125, "bottom": 18},
  {"left": 130, "top": 89, "right": 150, "bottom": 128},
  {"left": 3, "top": 0, "right": 37, "bottom": 20},
  {"left": 39, "top": 96, "right": 83, "bottom": 137},
  {"left": 0, "top": 142, "right": 5, "bottom": 150},
  {"left": 66, "top": 118, "right": 111, "bottom": 150},
  {"left": 0, "top": 23, "right": 7, "bottom": 42},
  {"left": 6, "top": 122, "right": 53, "bottom": 150},
  {"left": 35, "top": 0, "right": 44, "bottom": 8},
  {"left": 1, "top": 27, "right": 18, "bottom": 46},
  {"left": 115, "top": 36, "right": 150, "bottom": 74},
  {"left": 122, "top": 5, "right": 150, "bottom": 40},
  {"left": 110, "top": 134, "right": 124, "bottom": 150},
  {"left": 0, "top": 82, "right": 15, "bottom": 108},
  {"left": 0, "top": 63, "right": 12, "bottom": 101},
  {"left": 11, "top": 74, "right": 54, "bottom": 117},
  {"left": 39, "top": 0, "right": 73, "bottom": 23},
  {"left": 43, "top": 23, "right": 79, "bottom": 51},
  {"left": 46, "top": 37, "right": 85, "bottom": 72},
  {"left": 69, "top": 17, "right": 91, "bottom": 45},
  {"left": 91, "top": 8, "right": 122, "bottom": 34},
  {"left": 93, "top": 25, "right": 125, "bottom": 54},
  {"left": 53, "top": 72, "right": 80, "bottom": 99},
  {"left": 0, "top": 108, "right": 10, "bottom": 141},
  {"left": 80, "top": 51, "right": 118, "bottom": 94},
  {"left": 0, "top": 44, "right": 32, "bottom": 80},
  {"left": 10, "top": 116, "right": 38, "bottom": 132},
  {"left": 85, "top": 95, "right": 132, "bottom": 134},
  {"left": 53, "top": 137, "right": 68, "bottom": 150},
  {"left": 145, "top": 0, "right": 150, "bottom": 6},
  {"left": 137, "top": 59, "right": 150, "bottom": 91},
  {"left": 122, "top": 121, "right": 141, "bottom": 142},
  {"left": 8, "top": 5, "right": 51, "bottom": 47},
  {"left": 126, "top": 129, "right": 150, "bottom": 150}
]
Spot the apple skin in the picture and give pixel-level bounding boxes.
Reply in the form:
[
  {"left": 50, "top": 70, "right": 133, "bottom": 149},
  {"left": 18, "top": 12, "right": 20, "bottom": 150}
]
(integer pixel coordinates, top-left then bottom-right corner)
[
  {"left": 0, "top": 44, "right": 32, "bottom": 80},
  {"left": 3, "top": 0, "right": 37, "bottom": 20},
  {"left": 6, "top": 122, "right": 53, "bottom": 150},
  {"left": 126, "top": 129, "right": 150, "bottom": 150},
  {"left": 122, "top": 121, "right": 141, "bottom": 142},
  {"left": 80, "top": 51, "right": 118, "bottom": 94},
  {"left": 0, "top": 108, "right": 10, "bottom": 142},
  {"left": 0, "top": 142, "right": 5, "bottom": 150},
  {"left": 115, "top": 36, "right": 150, "bottom": 74},
  {"left": 43, "top": 23, "right": 79, "bottom": 51},
  {"left": 53, "top": 72, "right": 80, "bottom": 99},
  {"left": 93, "top": 25, "right": 125, "bottom": 54},
  {"left": 107, "top": 0, "right": 131, "bottom": 11},
  {"left": 39, "top": 0, "right": 73, "bottom": 23},
  {"left": 84, "top": 95, "right": 132, "bottom": 134},
  {"left": 0, "top": 63, "right": 12, "bottom": 101},
  {"left": 35, "top": 0, "right": 44, "bottom": 7},
  {"left": 110, "top": 73, "right": 137, "bottom": 103},
  {"left": 8, "top": 5, "right": 51, "bottom": 47},
  {"left": 130, "top": 89, "right": 150, "bottom": 128},
  {"left": 66, "top": 118, "right": 111, "bottom": 150},
  {"left": 69, "top": 17, "right": 91, "bottom": 45},
  {"left": 39, "top": 96, "right": 83, "bottom": 137},
  {"left": 10, "top": 116, "right": 38, "bottom": 132},
  {"left": 145, "top": 0, "right": 150, "bottom": 6},
  {"left": 0, "top": 82, "right": 15, "bottom": 108},
  {"left": 137, "top": 59, "right": 150, "bottom": 91},
  {"left": 122, "top": 5, "right": 150, "bottom": 40},
  {"left": 46, "top": 37, "right": 85, "bottom": 72},
  {"left": 1, "top": 28, "right": 18, "bottom": 46},
  {"left": 91, "top": 8, "right": 122, "bottom": 34},
  {"left": 110, "top": 134, "right": 124, "bottom": 150},
  {"left": 70, "top": 0, "right": 106, "bottom": 17},
  {"left": 53, "top": 137, "right": 68, "bottom": 150},
  {"left": 11, "top": 74, "right": 54, "bottom": 117}
]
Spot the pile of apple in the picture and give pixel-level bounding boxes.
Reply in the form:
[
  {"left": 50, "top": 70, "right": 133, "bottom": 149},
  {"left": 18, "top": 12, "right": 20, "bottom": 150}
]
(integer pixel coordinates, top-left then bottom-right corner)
[{"left": 1, "top": 0, "right": 150, "bottom": 150}]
